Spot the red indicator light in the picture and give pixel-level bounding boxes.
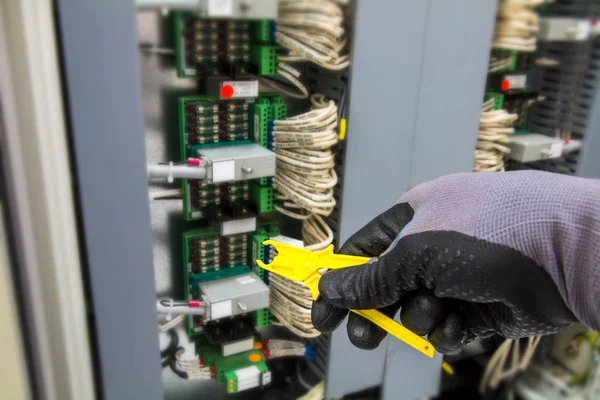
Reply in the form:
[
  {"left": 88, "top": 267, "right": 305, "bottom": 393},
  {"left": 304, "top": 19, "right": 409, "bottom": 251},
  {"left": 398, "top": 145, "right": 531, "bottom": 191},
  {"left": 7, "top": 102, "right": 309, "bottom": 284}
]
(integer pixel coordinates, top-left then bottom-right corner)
[
  {"left": 221, "top": 84, "right": 234, "bottom": 99},
  {"left": 501, "top": 79, "right": 510, "bottom": 92}
]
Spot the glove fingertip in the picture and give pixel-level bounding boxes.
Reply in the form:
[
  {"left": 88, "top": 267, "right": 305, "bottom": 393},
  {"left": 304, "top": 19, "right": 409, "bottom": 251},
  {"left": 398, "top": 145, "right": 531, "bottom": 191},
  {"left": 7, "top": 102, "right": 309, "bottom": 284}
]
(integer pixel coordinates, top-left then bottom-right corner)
[
  {"left": 311, "top": 299, "right": 348, "bottom": 333},
  {"left": 318, "top": 268, "right": 354, "bottom": 307},
  {"left": 346, "top": 312, "right": 387, "bottom": 350},
  {"left": 428, "top": 313, "right": 467, "bottom": 355}
]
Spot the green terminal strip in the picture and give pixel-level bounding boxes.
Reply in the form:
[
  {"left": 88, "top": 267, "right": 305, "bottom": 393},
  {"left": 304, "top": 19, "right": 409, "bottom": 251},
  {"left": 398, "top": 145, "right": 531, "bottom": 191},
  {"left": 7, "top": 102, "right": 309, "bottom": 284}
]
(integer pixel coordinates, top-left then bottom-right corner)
[
  {"left": 250, "top": 46, "right": 278, "bottom": 76},
  {"left": 197, "top": 343, "right": 269, "bottom": 394},
  {"left": 485, "top": 92, "right": 505, "bottom": 111},
  {"left": 251, "top": 223, "right": 280, "bottom": 328}
]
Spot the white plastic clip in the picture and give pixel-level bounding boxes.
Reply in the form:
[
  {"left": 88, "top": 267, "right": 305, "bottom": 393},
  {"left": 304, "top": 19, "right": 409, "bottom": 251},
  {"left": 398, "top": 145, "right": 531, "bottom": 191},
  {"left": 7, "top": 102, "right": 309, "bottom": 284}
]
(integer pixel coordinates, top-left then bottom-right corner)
[
  {"left": 166, "top": 299, "right": 174, "bottom": 321},
  {"left": 167, "top": 161, "right": 174, "bottom": 183}
]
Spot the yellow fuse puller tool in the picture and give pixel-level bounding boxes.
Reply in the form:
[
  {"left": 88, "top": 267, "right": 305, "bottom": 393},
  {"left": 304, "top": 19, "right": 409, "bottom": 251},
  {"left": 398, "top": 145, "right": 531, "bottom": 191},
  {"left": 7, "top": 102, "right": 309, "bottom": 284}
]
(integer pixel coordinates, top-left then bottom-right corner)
[{"left": 256, "top": 240, "right": 435, "bottom": 358}]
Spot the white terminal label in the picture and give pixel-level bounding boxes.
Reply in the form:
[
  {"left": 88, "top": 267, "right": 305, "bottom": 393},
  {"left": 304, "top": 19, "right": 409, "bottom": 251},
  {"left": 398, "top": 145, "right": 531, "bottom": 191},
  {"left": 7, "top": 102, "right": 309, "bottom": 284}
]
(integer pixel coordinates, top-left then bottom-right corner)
[
  {"left": 576, "top": 21, "right": 591, "bottom": 40},
  {"left": 550, "top": 141, "right": 564, "bottom": 158},
  {"left": 236, "top": 276, "right": 256, "bottom": 285},
  {"left": 158, "top": 314, "right": 184, "bottom": 333},
  {"left": 208, "top": 0, "right": 233, "bottom": 16},
  {"left": 254, "top": 114, "right": 260, "bottom": 142},
  {"left": 211, "top": 300, "right": 232, "bottom": 319},
  {"left": 223, "top": 81, "right": 259, "bottom": 99},
  {"left": 505, "top": 75, "right": 527, "bottom": 89}
]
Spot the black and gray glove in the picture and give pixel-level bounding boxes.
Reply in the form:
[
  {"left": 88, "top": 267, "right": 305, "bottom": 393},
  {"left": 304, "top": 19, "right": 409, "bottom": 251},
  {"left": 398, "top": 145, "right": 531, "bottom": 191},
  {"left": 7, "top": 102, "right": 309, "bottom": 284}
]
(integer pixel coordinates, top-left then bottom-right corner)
[{"left": 312, "top": 171, "right": 600, "bottom": 354}]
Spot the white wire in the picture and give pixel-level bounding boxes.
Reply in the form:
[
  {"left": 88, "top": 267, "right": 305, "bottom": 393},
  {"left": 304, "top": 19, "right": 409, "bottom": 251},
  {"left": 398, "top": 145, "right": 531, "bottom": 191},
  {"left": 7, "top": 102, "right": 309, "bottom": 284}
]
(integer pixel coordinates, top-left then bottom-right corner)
[
  {"left": 149, "top": 188, "right": 182, "bottom": 200},
  {"left": 296, "top": 381, "right": 325, "bottom": 400},
  {"left": 492, "top": 0, "right": 540, "bottom": 52},
  {"left": 473, "top": 101, "right": 518, "bottom": 173},
  {"left": 297, "top": 363, "right": 314, "bottom": 391},
  {"left": 479, "top": 336, "right": 542, "bottom": 393},
  {"left": 271, "top": 96, "right": 339, "bottom": 228},
  {"left": 267, "top": 95, "right": 341, "bottom": 338},
  {"left": 276, "top": 0, "right": 350, "bottom": 71},
  {"left": 269, "top": 292, "right": 321, "bottom": 338}
]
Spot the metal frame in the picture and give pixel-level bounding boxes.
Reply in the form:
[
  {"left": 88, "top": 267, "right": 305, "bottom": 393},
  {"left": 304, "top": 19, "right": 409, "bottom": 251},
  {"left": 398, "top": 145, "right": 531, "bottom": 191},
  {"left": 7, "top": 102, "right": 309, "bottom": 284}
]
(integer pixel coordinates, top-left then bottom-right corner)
[
  {"left": 577, "top": 40, "right": 600, "bottom": 178},
  {"left": 47, "top": 0, "right": 499, "bottom": 398},
  {"left": 328, "top": 1, "right": 497, "bottom": 399},
  {"left": 54, "top": 0, "right": 163, "bottom": 399},
  {"left": 0, "top": 1, "right": 94, "bottom": 398}
]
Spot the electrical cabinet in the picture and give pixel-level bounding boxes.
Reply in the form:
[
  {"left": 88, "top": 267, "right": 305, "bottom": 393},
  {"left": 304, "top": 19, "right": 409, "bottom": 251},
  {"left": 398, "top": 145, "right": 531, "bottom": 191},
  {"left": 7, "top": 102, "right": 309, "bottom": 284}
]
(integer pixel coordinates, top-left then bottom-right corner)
[{"left": 2, "top": 0, "right": 600, "bottom": 399}]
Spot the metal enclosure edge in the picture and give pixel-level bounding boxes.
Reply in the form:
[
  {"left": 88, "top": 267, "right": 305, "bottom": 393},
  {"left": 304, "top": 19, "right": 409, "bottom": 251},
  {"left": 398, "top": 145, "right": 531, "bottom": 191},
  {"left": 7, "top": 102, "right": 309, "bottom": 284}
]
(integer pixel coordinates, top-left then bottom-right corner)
[
  {"left": 330, "top": 1, "right": 497, "bottom": 399},
  {"left": 54, "top": 1, "right": 163, "bottom": 398},
  {"left": 577, "top": 55, "right": 600, "bottom": 178}
]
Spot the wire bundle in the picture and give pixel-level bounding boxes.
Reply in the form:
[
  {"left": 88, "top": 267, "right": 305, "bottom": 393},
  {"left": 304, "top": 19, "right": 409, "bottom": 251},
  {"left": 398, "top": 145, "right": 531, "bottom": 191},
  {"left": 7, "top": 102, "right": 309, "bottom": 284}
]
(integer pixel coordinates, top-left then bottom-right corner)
[
  {"left": 480, "top": 337, "right": 542, "bottom": 393},
  {"left": 492, "top": 0, "right": 542, "bottom": 53},
  {"left": 264, "top": 339, "right": 314, "bottom": 359},
  {"left": 266, "top": 94, "right": 340, "bottom": 337},
  {"left": 473, "top": 98, "right": 518, "bottom": 172},
  {"left": 277, "top": 0, "right": 350, "bottom": 71},
  {"left": 269, "top": 274, "right": 321, "bottom": 338},
  {"left": 260, "top": 0, "right": 350, "bottom": 98},
  {"left": 172, "top": 348, "right": 214, "bottom": 380},
  {"left": 271, "top": 94, "right": 338, "bottom": 250}
]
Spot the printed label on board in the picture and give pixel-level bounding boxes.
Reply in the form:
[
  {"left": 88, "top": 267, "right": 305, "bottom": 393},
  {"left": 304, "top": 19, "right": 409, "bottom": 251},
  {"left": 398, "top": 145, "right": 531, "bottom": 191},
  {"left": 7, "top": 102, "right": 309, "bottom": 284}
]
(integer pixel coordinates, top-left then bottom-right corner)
[
  {"left": 254, "top": 114, "right": 259, "bottom": 142},
  {"left": 222, "top": 81, "right": 259, "bottom": 98},
  {"left": 550, "top": 141, "right": 564, "bottom": 158},
  {"left": 208, "top": 0, "right": 233, "bottom": 16},
  {"left": 505, "top": 75, "right": 527, "bottom": 89},
  {"left": 576, "top": 21, "right": 591, "bottom": 40},
  {"left": 236, "top": 276, "right": 256, "bottom": 285}
]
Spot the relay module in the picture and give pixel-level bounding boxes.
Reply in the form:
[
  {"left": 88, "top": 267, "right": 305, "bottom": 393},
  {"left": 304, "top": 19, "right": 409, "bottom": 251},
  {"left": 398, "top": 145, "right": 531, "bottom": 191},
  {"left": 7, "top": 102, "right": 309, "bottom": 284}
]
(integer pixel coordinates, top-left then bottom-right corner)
[{"left": 144, "top": 1, "right": 349, "bottom": 396}]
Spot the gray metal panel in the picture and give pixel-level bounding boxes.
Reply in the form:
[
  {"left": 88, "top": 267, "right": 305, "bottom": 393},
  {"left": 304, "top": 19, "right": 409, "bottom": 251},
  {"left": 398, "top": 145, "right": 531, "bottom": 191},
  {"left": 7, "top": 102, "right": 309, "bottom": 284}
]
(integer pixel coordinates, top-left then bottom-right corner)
[
  {"left": 578, "top": 78, "right": 600, "bottom": 178},
  {"left": 54, "top": 1, "right": 163, "bottom": 399},
  {"left": 409, "top": 0, "right": 497, "bottom": 188},
  {"left": 330, "top": 1, "right": 496, "bottom": 399},
  {"left": 383, "top": 1, "right": 497, "bottom": 399},
  {"left": 327, "top": 1, "right": 430, "bottom": 398},
  {"left": 577, "top": 41, "right": 600, "bottom": 179}
]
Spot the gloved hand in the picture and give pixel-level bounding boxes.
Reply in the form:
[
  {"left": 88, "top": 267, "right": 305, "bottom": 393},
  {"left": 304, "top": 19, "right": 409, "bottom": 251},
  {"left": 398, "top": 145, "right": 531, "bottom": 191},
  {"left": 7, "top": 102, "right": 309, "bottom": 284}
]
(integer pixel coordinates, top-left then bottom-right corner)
[{"left": 310, "top": 171, "right": 600, "bottom": 354}]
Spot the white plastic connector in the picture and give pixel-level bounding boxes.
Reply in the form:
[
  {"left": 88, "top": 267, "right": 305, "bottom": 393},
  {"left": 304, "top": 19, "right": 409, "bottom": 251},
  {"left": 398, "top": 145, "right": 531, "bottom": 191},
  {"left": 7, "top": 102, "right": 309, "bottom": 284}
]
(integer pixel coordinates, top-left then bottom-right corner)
[
  {"left": 147, "top": 164, "right": 208, "bottom": 181},
  {"left": 538, "top": 18, "right": 593, "bottom": 41}
]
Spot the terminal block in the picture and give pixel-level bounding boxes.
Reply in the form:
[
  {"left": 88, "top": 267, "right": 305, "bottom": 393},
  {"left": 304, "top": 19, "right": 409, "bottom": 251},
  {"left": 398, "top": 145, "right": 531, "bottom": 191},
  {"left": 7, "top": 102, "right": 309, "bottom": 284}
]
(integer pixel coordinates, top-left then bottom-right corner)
[
  {"left": 179, "top": 96, "right": 252, "bottom": 154},
  {"left": 175, "top": 12, "right": 251, "bottom": 78},
  {"left": 197, "top": 343, "right": 271, "bottom": 394},
  {"left": 196, "top": 272, "right": 269, "bottom": 321}
]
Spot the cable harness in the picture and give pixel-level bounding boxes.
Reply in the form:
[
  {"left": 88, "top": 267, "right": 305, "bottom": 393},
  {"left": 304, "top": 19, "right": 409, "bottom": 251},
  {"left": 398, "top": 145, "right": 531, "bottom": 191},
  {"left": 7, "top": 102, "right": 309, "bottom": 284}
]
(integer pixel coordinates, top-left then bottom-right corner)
[
  {"left": 492, "top": 0, "right": 542, "bottom": 53},
  {"left": 271, "top": 93, "right": 338, "bottom": 251},
  {"left": 480, "top": 337, "right": 541, "bottom": 393},
  {"left": 276, "top": 0, "right": 349, "bottom": 71},
  {"left": 473, "top": 98, "right": 518, "bottom": 172},
  {"left": 266, "top": 94, "right": 340, "bottom": 337},
  {"left": 261, "top": 0, "right": 350, "bottom": 98}
]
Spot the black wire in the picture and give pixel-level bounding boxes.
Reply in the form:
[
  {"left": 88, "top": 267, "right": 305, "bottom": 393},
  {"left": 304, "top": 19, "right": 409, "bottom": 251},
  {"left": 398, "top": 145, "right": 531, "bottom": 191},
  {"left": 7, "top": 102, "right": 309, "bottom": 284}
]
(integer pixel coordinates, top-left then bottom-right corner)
[
  {"left": 160, "top": 299, "right": 189, "bottom": 307},
  {"left": 160, "top": 329, "right": 179, "bottom": 358},
  {"left": 160, "top": 329, "right": 179, "bottom": 369},
  {"left": 338, "top": 86, "right": 348, "bottom": 120},
  {"left": 157, "top": 161, "right": 187, "bottom": 166},
  {"left": 169, "top": 348, "right": 189, "bottom": 379}
]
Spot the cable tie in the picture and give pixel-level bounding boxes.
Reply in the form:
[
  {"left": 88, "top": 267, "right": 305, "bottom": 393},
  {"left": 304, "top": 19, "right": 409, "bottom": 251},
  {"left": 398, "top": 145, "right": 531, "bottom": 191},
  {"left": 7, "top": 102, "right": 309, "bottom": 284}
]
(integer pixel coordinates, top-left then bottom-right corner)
[
  {"left": 167, "top": 298, "right": 174, "bottom": 321},
  {"left": 167, "top": 161, "right": 174, "bottom": 183}
]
